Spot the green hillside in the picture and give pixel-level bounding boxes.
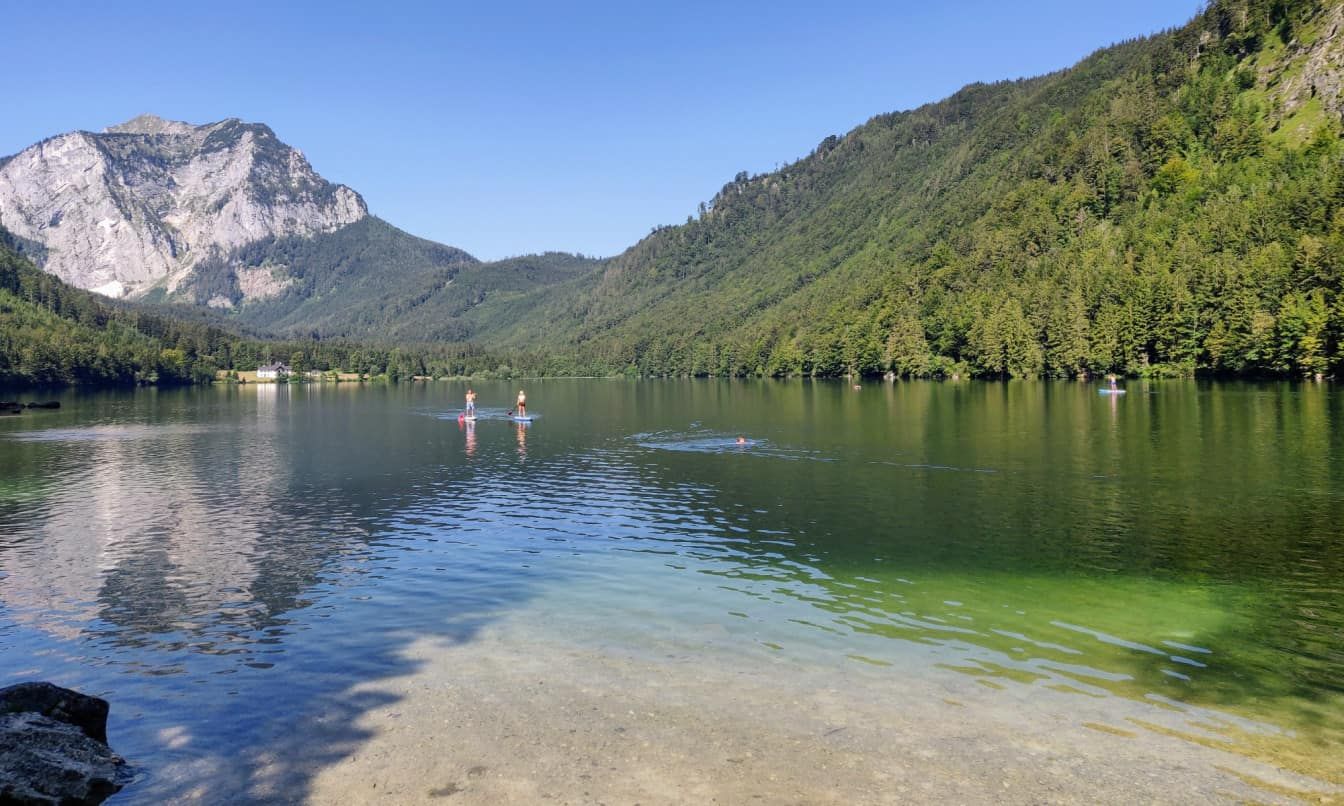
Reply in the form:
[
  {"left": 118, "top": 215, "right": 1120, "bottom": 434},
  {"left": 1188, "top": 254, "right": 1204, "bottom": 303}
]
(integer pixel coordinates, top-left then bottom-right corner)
[
  {"left": 0, "top": 231, "right": 544, "bottom": 388},
  {"left": 178, "top": 216, "right": 476, "bottom": 334},
  {"left": 178, "top": 216, "right": 600, "bottom": 344},
  {"left": 9, "top": 0, "right": 1341, "bottom": 382},
  {"left": 1, "top": 232, "right": 227, "bottom": 386},
  {"left": 458, "top": 0, "right": 1344, "bottom": 378},
  {"left": 365, "top": 251, "right": 603, "bottom": 342}
]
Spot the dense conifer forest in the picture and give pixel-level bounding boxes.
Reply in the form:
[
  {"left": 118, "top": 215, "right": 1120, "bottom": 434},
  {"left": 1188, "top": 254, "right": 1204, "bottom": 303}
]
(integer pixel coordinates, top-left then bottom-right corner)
[
  {"left": 0, "top": 232, "right": 556, "bottom": 387},
  {"left": 458, "top": 0, "right": 1344, "bottom": 379},
  {"left": 4, "top": 0, "right": 1344, "bottom": 386}
]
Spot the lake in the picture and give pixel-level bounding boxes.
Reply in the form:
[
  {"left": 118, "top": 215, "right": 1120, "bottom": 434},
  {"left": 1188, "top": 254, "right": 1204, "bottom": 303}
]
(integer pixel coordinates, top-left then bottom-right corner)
[{"left": 1, "top": 380, "right": 1340, "bottom": 803}]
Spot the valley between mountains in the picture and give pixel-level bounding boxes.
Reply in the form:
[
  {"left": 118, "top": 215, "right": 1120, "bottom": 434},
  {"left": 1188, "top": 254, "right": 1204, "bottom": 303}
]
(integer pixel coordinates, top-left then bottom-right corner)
[{"left": 3, "top": 0, "right": 1344, "bottom": 383}]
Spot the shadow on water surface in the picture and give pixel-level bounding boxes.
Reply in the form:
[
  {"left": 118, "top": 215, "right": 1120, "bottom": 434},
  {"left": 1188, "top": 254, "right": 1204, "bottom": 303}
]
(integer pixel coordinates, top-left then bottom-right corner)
[
  {"left": 0, "top": 380, "right": 1341, "bottom": 798},
  {"left": 0, "top": 385, "right": 572, "bottom": 802}
]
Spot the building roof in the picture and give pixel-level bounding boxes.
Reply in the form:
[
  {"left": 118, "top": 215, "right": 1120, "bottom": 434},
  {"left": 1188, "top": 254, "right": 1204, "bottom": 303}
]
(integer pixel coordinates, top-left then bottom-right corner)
[{"left": 258, "top": 362, "right": 291, "bottom": 372}]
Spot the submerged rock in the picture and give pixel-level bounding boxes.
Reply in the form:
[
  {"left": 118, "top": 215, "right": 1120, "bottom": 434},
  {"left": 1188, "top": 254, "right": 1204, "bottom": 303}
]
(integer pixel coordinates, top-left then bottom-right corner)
[{"left": 0, "top": 683, "right": 129, "bottom": 805}]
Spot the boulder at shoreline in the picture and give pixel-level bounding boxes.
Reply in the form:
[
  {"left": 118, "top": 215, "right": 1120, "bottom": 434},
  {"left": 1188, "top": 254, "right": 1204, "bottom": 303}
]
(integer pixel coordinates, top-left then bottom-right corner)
[{"left": 0, "top": 682, "right": 129, "bottom": 805}]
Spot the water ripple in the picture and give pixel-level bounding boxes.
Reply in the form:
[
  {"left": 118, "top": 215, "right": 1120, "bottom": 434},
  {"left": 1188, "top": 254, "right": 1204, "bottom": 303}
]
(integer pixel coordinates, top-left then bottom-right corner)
[{"left": 0, "top": 382, "right": 1340, "bottom": 799}]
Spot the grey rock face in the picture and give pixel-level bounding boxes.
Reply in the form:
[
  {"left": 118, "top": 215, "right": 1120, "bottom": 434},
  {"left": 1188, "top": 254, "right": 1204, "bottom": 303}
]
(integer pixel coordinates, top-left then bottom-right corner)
[
  {"left": 0, "top": 684, "right": 129, "bottom": 805},
  {"left": 1254, "top": 5, "right": 1344, "bottom": 130},
  {"left": 0, "top": 682, "right": 109, "bottom": 743},
  {"left": 0, "top": 714, "right": 127, "bottom": 806},
  {"left": 0, "top": 115, "right": 367, "bottom": 298},
  {"left": 1287, "top": 6, "right": 1344, "bottom": 116}
]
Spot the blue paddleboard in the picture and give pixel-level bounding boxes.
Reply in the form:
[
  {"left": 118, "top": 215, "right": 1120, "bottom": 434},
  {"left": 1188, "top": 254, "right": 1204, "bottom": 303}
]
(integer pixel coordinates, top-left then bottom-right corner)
[
  {"left": 511, "top": 415, "right": 534, "bottom": 422},
  {"left": 1098, "top": 389, "right": 1126, "bottom": 395}
]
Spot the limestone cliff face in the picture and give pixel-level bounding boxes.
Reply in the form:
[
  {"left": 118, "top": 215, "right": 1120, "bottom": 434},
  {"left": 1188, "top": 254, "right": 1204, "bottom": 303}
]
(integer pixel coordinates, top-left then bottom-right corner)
[
  {"left": 1274, "top": 4, "right": 1344, "bottom": 120},
  {"left": 0, "top": 115, "right": 367, "bottom": 298}
]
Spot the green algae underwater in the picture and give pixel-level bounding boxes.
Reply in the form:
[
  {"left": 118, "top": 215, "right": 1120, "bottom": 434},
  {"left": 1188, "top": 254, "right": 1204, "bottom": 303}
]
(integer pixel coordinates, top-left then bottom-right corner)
[
  {"left": 625, "top": 379, "right": 1343, "bottom": 789},
  {"left": 0, "top": 379, "right": 1339, "bottom": 799}
]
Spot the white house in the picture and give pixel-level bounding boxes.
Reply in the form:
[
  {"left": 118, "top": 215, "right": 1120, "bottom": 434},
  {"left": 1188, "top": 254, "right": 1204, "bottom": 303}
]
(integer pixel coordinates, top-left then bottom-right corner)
[{"left": 257, "top": 362, "right": 291, "bottom": 380}]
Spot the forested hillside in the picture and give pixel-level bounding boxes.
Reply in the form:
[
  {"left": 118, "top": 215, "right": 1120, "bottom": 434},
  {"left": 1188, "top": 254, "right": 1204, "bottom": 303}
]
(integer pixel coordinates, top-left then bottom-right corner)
[
  {"left": 464, "top": 0, "right": 1344, "bottom": 378},
  {"left": 152, "top": 213, "right": 599, "bottom": 344},
  {"left": 0, "top": 231, "right": 545, "bottom": 387},
  {"left": 194, "top": 216, "right": 478, "bottom": 335},
  {"left": 7, "top": 0, "right": 1342, "bottom": 383},
  {"left": 228, "top": 237, "right": 601, "bottom": 343}
]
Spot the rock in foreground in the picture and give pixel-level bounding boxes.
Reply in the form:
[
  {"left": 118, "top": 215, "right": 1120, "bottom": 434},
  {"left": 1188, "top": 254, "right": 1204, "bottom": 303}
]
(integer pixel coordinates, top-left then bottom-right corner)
[{"left": 0, "top": 683, "right": 129, "bottom": 805}]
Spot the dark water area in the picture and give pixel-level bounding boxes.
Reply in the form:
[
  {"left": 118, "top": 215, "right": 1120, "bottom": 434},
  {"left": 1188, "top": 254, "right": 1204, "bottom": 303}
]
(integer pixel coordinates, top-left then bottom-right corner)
[{"left": 0, "top": 380, "right": 1340, "bottom": 799}]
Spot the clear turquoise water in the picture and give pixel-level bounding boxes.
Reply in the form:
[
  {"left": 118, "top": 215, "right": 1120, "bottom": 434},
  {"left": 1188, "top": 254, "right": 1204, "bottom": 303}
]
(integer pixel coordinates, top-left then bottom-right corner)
[{"left": 0, "top": 380, "right": 1340, "bottom": 799}]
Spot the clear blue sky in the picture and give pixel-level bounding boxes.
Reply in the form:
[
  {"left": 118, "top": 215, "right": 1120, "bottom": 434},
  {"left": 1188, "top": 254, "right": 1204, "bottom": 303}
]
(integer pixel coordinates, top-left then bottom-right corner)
[{"left": 4, "top": 1, "right": 1203, "bottom": 260}]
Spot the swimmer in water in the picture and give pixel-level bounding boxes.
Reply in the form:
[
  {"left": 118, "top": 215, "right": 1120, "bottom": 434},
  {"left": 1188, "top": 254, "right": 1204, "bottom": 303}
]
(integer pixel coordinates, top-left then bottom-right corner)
[{"left": 736, "top": 436, "right": 747, "bottom": 445}]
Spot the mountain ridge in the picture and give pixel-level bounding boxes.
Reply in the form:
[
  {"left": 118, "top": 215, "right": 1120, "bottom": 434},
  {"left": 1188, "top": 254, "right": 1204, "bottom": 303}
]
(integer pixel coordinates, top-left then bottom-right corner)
[
  {"left": 0, "top": 115, "right": 605, "bottom": 348},
  {"left": 0, "top": 115, "right": 368, "bottom": 299},
  {"left": 5, "top": 0, "right": 1344, "bottom": 379},
  {"left": 446, "top": 0, "right": 1344, "bottom": 378},
  {"left": 104, "top": 113, "right": 201, "bottom": 136},
  {"left": 0, "top": 225, "right": 550, "bottom": 387}
]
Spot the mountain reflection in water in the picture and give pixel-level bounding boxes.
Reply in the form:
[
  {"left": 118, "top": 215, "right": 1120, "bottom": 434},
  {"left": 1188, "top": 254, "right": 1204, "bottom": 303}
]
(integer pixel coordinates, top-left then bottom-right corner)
[{"left": 0, "top": 380, "right": 1339, "bottom": 800}]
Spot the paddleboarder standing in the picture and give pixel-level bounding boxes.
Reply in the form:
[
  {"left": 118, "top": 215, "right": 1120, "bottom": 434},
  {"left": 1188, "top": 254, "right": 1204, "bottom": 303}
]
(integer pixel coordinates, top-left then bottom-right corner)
[
  {"left": 515, "top": 389, "right": 526, "bottom": 417},
  {"left": 465, "top": 388, "right": 476, "bottom": 417}
]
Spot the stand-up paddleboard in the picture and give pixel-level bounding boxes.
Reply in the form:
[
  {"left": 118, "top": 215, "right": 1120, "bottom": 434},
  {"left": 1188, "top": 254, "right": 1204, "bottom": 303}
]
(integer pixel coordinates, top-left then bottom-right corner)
[
  {"left": 464, "top": 414, "right": 477, "bottom": 422},
  {"left": 511, "top": 415, "right": 534, "bottom": 422},
  {"left": 1098, "top": 389, "right": 1126, "bottom": 395}
]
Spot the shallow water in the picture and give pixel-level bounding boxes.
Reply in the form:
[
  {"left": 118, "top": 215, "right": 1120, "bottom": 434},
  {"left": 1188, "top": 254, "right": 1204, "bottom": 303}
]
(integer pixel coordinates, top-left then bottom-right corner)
[{"left": 0, "top": 380, "right": 1340, "bottom": 800}]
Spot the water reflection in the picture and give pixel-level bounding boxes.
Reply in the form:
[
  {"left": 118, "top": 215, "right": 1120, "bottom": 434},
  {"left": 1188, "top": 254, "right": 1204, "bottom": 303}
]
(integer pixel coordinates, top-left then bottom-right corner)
[
  {"left": 3, "top": 389, "right": 336, "bottom": 660},
  {"left": 0, "top": 386, "right": 547, "bottom": 800},
  {"left": 462, "top": 419, "right": 476, "bottom": 459},
  {"left": 0, "top": 380, "right": 1339, "bottom": 798},
  {"left": 611, "top": 380, "right": 1342, "bottom": 785}
]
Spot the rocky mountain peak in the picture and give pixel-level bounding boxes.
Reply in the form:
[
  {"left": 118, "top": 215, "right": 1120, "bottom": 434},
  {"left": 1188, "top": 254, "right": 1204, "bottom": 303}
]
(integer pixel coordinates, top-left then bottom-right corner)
[
  {"left": 104, "top": 114, "right": 199, "bottom": 137},
  {"left": 0, "top": 116, "right": 368, "bottom": 299}
]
